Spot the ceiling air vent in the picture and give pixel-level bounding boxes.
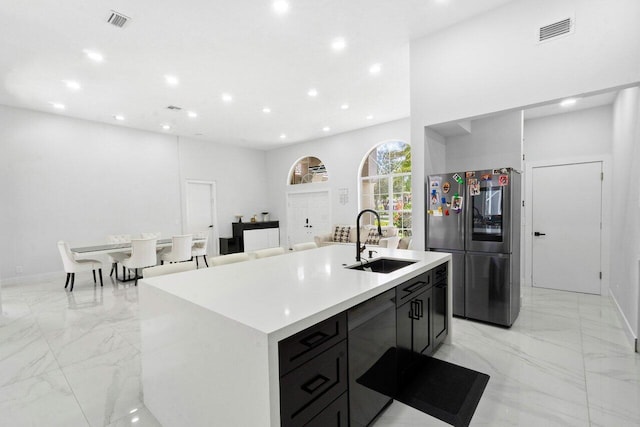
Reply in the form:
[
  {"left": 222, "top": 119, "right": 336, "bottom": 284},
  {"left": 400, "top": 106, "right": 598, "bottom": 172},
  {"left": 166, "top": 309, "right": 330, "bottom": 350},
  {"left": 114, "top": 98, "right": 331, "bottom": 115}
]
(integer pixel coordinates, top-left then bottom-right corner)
[
  {"left": 166, "top": 105, "right": 182, "bottom": 111},
  {"left": 538, "top": 17, "right": 574, "bottom": 43},
  {"left": 107, "top": 10, "right": 130, "bottom": 28}
]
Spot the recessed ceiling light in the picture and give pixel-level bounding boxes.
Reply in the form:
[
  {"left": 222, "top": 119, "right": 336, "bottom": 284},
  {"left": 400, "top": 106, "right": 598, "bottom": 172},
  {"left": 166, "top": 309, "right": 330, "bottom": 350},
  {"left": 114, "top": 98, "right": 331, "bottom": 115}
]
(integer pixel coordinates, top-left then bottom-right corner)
[
  {"left": 187, "top": 111, "right": 198, "bottom": 118},
  {"left": 331, "top": 37, "right": 346, "bottom": 51},
  {"left": 63, "top": 80, "right": 81, "bottom": 90},
  {"left": 221, "top": 93, "right": 233, "bottom": 102},
  {"left": 366, "top": 115, "right": 373, "bottom": 120},
  {"left": 162, "top": 124, "right": 171, "bottom": 130},
  {"left": 341, "top": 104, "right": 349, "bottom": 110},
  {"left": 560, "top": 98, "right": 577, "bottom": 107},
  {"left": 83, "top": 49, "right": 103, "bottom": 62},
  {"left": 280, "top": 133, "right": 287, "bottom": 139},
  {"left": 322, "top": 126, "right": 330, "bottom": 132},
  {"left": 164, "top": 75, "right": 179, "bottom": 86},
  {"left": 273, "top": 0, "right": 289, "bottom": 14},
  {"left": 262, "top": 107, "right": 271, "bottom": 113},
  {"left": 113, "top": 115, "right": 125, "bottom": 121},
  {"left": 307, "top": 88, "right": 318, "bottom": 97},
  {"left": 50, "top": 102, "right": 65, "bottom": 110},
  {"left": 369, "top": 63, "right": 382, "bottom": 74}
]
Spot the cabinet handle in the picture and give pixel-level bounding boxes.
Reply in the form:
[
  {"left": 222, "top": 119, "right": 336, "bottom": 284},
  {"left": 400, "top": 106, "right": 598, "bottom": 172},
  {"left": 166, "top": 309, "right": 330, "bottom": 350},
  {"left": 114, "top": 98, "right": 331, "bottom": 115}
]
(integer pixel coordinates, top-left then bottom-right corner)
[
  {"left": 301, "top": 374, "right": 330, "bottom": 394},
  {"left": 416, "top": 299, "right": 424, "bottom": 318},
  {"left": 409, "top": 301, "right": 419, "bottom": 320},
  {"left": 403, "top": 280, "right": 427, "bottom": 295},
  {"left": 300, "top": 331, "right": 329, "bottom": 348}
]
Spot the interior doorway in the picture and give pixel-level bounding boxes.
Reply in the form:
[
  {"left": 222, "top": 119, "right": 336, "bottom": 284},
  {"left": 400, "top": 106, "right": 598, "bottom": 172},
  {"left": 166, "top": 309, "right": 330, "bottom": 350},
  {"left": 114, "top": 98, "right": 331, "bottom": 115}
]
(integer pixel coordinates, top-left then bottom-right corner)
[
  {"left": 286, "top": 190, "right": 331, "bottom": 248},
  {"left": 531, "top": 161, "right": 602, "bottom": 294},
  {"left": 185, "top": 180, "right": 219, "bottom": 256}
]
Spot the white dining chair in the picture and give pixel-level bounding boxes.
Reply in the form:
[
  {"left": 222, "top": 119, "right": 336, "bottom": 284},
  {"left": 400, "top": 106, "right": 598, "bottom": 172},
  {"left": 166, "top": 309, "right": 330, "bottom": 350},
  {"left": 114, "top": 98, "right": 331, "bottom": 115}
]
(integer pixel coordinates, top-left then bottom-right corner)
[
  {"left": 122, "top": 238, "right": 158, "bottom": 286},
  {"left": 254, "top": 247, "right": 286, "bottom": 259},
  {"left": 210, "top": 252, "right": 250, "bottom": 266},
  {"left": 160, "top": 235, "right": 193, "bottom": 265},
  {"left": 292, "top": 242, "right": 318, "bottom": 252},
  {"left": 106, "top": 234, "right": 131, "bottom": 277},
  {"left": 191, "top": 231, "right": 209, "bottom": 268},
  {"left": 143, "top": 261, "right": 197, "bottom": 278},
  {"left": 57, "top": 241, "right": 103, "bottom": 292}
]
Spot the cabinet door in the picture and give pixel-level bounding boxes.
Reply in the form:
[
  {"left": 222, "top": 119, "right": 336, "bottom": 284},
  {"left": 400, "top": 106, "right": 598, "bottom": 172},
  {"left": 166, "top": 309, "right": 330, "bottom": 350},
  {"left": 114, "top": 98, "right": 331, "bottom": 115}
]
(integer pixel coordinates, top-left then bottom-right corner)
[
  {"left": 413, "top": 287, "right": 432, "bottom": 356},
  {"left": 432, "top": 281, "right": 447, "bottom": 349},
  {"left": 396, "top": 299, "right": 414, "bottom": 379},
  {"left": 267, "top": 227, "right": 280, "bottom": 247}
]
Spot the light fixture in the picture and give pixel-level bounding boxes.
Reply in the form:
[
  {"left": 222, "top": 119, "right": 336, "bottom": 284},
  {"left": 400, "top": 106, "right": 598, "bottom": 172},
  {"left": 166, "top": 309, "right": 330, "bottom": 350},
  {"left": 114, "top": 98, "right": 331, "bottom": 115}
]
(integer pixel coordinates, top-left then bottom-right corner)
[
  {"left": 280, "top": 133, "right": 287, "bottom": 139},
  {"left": 307, "top": 88, "right": 318, "bottom": 97},
  {"left": 50, "top": 102, "right": 65, "bottom": 110},
  {"left": 131, "top": 416, "right": 140, "bottom": 423},
  {"left": 63, "top": 80, "right": 81, "bottom": 90},
  {"left": 221, "top": 93, "right": 233, "bottom": 102},
  {"left": 262, "top": 107, "right": 271, "bottom": 113},
  {"left": 369, "top": 63, "right": 382, "bottom": 74},
  {"left": 331, "top": 37, "right": 346, "bottom": 51},
  {"left": 83, "top": 49, "right": 103, "bottom": 62},
  {"left": 114, "top": 115, "right": 125, "bottom": 121},
  {"left": 162, "top": 124, "right": 171, "bottom": 130},
  {"left": 187, "top": 111, "right": 198, "bottom": 118},
  {"left": 322, "top": 126, "right": 330, "bottom": 132},
  {"left": 273, "top": 0, "right": 289, "bottom": 14},
  {"left": 560, "top": 98, "right": 577, "bottom": 107},
  {"left": 366, "top": 115, "right": 373, "bottom": 120},
  {"left": 341, "top": 104, "right": 349, "bottom": 110},
  {"left": 164, "top": 75, "right": 179, "bottom": 86}
]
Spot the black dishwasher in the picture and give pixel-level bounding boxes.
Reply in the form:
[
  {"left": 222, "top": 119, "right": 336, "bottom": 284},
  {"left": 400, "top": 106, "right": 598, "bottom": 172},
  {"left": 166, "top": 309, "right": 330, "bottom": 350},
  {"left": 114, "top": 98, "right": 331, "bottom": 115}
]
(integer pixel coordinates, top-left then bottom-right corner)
[{"left": 347, "top": 289, "right": 396, "bottom": 426}]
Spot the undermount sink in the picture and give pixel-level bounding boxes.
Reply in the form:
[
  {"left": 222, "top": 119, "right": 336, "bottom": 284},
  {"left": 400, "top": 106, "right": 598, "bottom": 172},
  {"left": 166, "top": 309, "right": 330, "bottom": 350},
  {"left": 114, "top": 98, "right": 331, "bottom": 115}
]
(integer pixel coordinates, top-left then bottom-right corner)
[{"left": 346, "top": 258, "right": 417, "bottom": 274}]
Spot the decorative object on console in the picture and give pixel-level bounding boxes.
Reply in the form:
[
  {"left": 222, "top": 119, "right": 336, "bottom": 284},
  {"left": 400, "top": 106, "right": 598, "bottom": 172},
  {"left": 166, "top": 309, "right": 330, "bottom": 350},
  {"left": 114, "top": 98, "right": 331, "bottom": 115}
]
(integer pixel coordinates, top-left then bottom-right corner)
[
  {"left": 235, "top": 214, "right": 243, "bottom": 223},
  {"left": 261, "top": 211, "right": 269, "bottom": 221}
]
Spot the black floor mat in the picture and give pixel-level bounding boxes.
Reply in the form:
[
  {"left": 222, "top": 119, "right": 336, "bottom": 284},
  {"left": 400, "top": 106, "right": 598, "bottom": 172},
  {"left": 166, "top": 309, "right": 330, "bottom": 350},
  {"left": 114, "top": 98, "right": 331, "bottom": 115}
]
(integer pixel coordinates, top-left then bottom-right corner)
[{"left": 357, "top": 348, "right": 489, "bottom": 427}]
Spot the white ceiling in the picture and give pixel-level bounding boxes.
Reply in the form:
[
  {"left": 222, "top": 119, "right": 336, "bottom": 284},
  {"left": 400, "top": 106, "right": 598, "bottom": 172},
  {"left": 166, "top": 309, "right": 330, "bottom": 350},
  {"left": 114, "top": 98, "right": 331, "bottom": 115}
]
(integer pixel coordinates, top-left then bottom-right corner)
[{"left": 0, "top": 0, "right": 516, "bottom": 149}]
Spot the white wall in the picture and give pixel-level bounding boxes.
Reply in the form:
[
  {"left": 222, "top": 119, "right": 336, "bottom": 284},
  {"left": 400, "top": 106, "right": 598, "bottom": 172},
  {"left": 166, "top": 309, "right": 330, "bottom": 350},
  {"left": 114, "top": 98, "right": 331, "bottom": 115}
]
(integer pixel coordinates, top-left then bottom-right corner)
[
  {"left": 609, "top": 87, "right": 640, "bottom": 342},
  {"left": 0, "top": 105, "right": 269, "bottom": 283},
  {"left": 524, "top": 105, "right": 613, "bottom": 162},
  {"left": 410, "top": 0, "right": 640, "bottom": 127},
  {"left": 265, "top": 118, "right": 410, "bottom": 248},
  {"left": 444, "top": 111, "right": 523, "bottom": 172},
  {"left": 177, "top": 137, "right": 269, "bottom": 239},
  {"left": 522, "top": 105, "right": 613, "bottom": 294}
]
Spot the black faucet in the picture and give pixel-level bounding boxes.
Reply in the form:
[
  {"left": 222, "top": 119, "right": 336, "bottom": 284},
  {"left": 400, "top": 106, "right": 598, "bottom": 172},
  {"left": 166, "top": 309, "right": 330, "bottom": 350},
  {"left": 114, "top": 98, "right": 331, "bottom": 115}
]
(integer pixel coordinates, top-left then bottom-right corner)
[{"left": 356, "top": 209, "right": 382, "bottom": 262}]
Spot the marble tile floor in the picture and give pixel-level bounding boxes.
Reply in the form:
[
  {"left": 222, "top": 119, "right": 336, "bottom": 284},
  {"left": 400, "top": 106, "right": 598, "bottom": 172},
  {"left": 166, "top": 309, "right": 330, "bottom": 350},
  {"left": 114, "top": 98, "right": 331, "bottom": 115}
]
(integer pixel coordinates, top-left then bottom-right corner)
[{"left": 0, "top": 276, "right": 638, "bottom": 427}]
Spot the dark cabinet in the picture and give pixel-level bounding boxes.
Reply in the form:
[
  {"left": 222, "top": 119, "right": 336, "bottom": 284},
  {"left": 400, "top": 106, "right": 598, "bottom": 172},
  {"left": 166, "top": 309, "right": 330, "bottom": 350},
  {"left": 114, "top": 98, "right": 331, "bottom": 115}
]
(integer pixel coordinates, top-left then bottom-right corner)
[
  {"left": 396, "top": 270, "right": 433, "bottom": 384},
  {"left": 279, "top": 313, "right": 348, "bottom": 427},
  {"left": 432, "top": 263, "right": 448, "bottom": 350}
]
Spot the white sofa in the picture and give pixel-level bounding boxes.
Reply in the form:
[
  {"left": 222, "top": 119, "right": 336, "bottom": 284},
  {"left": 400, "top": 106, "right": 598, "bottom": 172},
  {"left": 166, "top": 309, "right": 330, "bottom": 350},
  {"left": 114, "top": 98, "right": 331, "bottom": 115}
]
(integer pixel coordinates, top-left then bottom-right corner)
[{"left": 314, "top": 225, "right": 400, "bottom": 249}]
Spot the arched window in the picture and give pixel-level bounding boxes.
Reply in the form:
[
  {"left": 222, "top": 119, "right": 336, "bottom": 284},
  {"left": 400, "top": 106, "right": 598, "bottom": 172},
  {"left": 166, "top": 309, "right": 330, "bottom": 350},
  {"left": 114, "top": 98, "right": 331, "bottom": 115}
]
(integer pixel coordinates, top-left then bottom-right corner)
[
  {"left": 359, "top": 141, "right": 411, "bottom": 237},
  {"left": 289, "top": 156, "right": 328, "bottom": 185}
]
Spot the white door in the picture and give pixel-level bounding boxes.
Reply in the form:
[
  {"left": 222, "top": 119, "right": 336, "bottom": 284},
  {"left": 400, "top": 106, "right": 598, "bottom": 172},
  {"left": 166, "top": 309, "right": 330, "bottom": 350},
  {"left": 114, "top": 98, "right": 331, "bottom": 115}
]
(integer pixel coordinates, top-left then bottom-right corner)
[
  {"left": 287, "top": 191, "right": 331, "bottom": 247},
  {"left": 185, "top": 181, "right": 218, "bottom": 256},
  {"left": 532, "top": 162, "right": 602, "bottom": 294}
]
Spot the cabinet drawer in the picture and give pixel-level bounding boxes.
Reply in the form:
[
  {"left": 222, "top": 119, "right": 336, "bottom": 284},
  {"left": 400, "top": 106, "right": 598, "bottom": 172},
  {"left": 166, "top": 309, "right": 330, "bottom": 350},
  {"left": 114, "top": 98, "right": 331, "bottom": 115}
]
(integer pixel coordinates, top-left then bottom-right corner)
[
  {"left": 279, "top": 312, "right": 347, "bottom": 376},
  {"left": 396, "top": 270, "right": 431, "bottom": 306},
  {"left": 280, "top": 341, "right": 348, "bottom": 427},
  {"left": 305, "top": 392, "right": 348, "bottom": 427},
  {"left": 432, "top": 263, "right": 448, "bottom": 283}
]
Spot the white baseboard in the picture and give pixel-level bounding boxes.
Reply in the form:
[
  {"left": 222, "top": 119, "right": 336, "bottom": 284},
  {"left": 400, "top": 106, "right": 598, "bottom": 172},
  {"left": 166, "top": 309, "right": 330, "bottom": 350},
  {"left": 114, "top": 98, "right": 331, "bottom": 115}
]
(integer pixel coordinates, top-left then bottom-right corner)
[{"left": 609, "top": 291, "right": 638, "bottom": 352}]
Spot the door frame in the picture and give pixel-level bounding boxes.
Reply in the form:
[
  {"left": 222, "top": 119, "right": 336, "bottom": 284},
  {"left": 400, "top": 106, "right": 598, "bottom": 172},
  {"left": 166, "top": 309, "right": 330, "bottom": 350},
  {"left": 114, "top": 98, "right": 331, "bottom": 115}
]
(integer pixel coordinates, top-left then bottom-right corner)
[
  {"left": 183, "top": 179, "right": 220, "bottom": 256},
  {"left": 286, "top": 188, "right": 331, "bottom": 249},
  {"left": 524, "top": 155, "right": 611, "bottom": 295}
]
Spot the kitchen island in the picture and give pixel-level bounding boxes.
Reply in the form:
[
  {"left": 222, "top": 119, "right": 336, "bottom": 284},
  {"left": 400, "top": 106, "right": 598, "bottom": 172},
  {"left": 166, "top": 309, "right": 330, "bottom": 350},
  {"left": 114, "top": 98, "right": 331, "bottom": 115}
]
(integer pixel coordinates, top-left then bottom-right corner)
[{"left": 139, "top": 245, "right": 452, "bottom": 426}]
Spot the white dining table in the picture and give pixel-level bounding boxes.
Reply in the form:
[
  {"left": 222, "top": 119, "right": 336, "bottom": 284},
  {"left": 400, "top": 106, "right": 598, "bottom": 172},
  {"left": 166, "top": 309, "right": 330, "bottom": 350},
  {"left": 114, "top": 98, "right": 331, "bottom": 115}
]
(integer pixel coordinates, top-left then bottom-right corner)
[
  {"left": 71, "top": 238, "right": 206, "bottom": 282},
  {"left": 70, "top": 238, "right": 205, "bottom": 257}
]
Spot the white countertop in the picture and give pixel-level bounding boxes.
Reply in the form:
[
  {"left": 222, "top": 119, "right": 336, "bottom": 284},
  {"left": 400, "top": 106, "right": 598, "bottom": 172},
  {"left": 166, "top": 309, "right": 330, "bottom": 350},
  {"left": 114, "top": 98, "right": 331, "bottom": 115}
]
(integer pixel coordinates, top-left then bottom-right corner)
[{"left": 140, "top": 245, "right": 451, "bottom": 339}]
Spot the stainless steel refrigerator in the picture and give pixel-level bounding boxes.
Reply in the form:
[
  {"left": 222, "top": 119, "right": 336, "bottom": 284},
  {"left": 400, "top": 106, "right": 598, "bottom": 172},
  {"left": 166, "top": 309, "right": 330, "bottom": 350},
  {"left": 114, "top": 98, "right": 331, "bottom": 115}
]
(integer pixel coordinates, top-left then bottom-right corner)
[{"left": 426, "top": 168, "right": 521, "bottom": 327}]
